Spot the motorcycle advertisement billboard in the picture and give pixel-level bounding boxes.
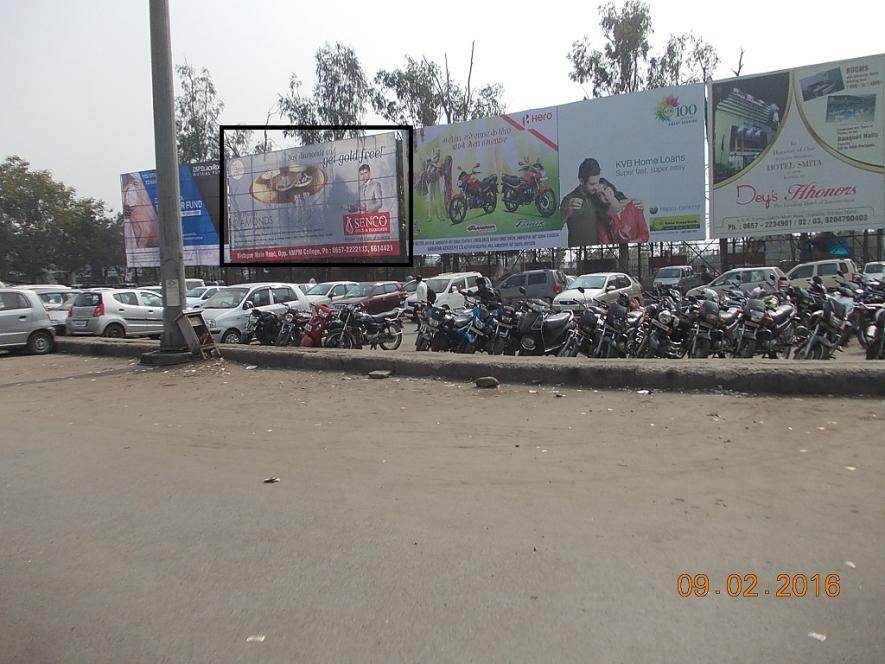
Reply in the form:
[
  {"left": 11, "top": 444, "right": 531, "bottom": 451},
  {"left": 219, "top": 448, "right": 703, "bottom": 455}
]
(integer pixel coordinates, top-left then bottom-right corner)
[
  {"left": 557, "top": 84, "right": 706, "bottom": 246},
  {"left": 710, "top": 54, "right": 885, "bottom": 239},
  {"left": 412, "top": 106, "right": 564, "bottom": 255},
  {"left": 225, "top": 132, "right": 402, "bottom": 263},
  {"left": 121, "top": 161, "right": 221, "bottom": 267}
]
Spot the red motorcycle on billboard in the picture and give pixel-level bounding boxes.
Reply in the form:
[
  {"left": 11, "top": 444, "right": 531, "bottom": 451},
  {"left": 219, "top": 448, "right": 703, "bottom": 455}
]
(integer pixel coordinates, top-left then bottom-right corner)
[
  {"left": 501, "top": 161, "right": 557, "bottom": 217},
  {"left": 300, "top": 303, "right": 337, "bottom": 347},
  {"left": 447, "top": 163, "right": 498, "bottom": 224}
]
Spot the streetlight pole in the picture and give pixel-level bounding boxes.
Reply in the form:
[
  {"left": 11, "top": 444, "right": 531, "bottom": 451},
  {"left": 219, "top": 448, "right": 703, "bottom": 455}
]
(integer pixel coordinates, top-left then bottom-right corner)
[{"left": 148, "top": 0, "right": 187, "bottom": 350}]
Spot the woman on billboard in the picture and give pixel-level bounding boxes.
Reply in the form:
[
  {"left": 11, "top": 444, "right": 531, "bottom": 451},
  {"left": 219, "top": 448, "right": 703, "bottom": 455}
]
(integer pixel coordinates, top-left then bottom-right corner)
[{"left": 594, "top": 178, "right": 649, "bottom": 244}]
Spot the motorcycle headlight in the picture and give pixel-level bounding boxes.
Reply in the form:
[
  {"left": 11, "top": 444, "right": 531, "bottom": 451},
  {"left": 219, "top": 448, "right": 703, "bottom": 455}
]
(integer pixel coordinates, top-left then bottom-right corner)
[
  {"left": 658, "top": 310, "right": 673, "bottom": 326},
  {"left": 866, "top": 324, "right": 877, "bottom": 337},
  {"left": 750, "top": 309, "right": 765, "bottom": 323},
  {"left": 284, "top": 313, "right": 294, "bottom": 322}
]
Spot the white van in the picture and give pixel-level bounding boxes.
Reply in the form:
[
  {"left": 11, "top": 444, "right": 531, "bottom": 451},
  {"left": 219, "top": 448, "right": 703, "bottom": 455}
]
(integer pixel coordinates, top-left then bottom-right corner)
[{"left": 418, "top": 272, "right": 485, "bottom": 310}]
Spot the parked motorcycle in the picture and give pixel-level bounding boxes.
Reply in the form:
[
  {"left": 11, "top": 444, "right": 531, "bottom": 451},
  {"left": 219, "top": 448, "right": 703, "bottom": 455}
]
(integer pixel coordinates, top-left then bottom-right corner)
[
  {"left": 448, "top": 164, "right": 498, "bottom": 224},
  {"left": 274, "top": 306, "right": 308, "bottom": 347},
  {"left": 733, "top": 291, "right": 796, "bottom": 359},
  {"left": 300, "top": 303, "right": 336, "bottom": 347},
  {"left": 241, "top": 305, "right": 284, "bottom": 345},
  {"left": 865, "top": 307, "right": 885, "bottom": 360},
  {"left": 500, "top": 161, "right": 557, "bottom": 217},
  {"left": 325, "top": 303, "right": 403, "bottom": 350},
  {"left": 513, "top": 287, "right": 573, "bottom": 356}
]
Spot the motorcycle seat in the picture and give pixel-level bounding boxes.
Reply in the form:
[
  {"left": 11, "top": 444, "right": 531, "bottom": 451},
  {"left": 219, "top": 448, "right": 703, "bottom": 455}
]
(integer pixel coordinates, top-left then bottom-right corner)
[
  {"left": 366, "top": 309, "right": 400, "bottom": 323},
  {"left": 502, "top": 174, "right": 521, "bottom": 185},
  {"left": 719, "top": 310, "right": 738, "bottom": 325},
  {"left": 543, "top": 312, "right": 573, "bottom": 332}
]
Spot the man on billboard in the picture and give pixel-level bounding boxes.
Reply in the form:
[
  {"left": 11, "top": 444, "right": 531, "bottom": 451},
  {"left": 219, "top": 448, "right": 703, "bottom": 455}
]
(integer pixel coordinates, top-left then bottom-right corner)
[
  {"left": 560, "top": 158, "right": 602, "bottom": 246},
  {"left": 358, "top": 163, "right": 383, "bottom": 213}
]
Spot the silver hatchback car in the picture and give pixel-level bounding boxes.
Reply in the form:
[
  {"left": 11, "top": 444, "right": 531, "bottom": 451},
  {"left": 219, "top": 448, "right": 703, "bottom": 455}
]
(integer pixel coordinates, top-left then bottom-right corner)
[
  {"left": 0, "top": 288, "right": 56, "bottom": 354},
  {"left": 67, "top": 288, "right": 165, "bottom": 338}
]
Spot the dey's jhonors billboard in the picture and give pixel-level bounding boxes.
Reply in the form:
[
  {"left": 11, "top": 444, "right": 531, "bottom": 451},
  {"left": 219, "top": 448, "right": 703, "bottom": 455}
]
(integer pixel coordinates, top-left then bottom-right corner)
[
  {"left": 710, "top": 54, "right": 885, "bottom": 239},
  {"left": 225, "top": 132, "right": 401, "bottom": 263},
  {"left": 121, "top": 161, "right": 221, "bottom": 267}
]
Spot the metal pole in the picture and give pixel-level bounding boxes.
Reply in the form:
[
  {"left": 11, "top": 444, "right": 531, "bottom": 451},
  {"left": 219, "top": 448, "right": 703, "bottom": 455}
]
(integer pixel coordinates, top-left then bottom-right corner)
[{"left": 149, "top": 0, "right": 187, "bottom": 350}]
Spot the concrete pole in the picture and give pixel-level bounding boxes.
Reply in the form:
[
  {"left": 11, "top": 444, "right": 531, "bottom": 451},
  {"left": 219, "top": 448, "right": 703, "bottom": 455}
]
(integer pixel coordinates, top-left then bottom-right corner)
[{"left": 148, "top": 0, "right": 187, "bottom": 350}]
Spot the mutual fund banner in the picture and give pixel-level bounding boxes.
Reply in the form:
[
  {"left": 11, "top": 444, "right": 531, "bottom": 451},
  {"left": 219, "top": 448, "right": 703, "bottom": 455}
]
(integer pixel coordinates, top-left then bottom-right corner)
[
  {"left": 121, "top": 161, "right": 221, "bottom": 268},
  {"left": 558, "top": 84, "right": 706, "bottom": 245},
  {"left": 226, "top": 132, "right": 401, "bottom": 262},
  {"left": 412, "top": 107, "right": 564, "bottom": 255},
  {"left": 710, "top": 54, "right": 885, "bottom": 238}
]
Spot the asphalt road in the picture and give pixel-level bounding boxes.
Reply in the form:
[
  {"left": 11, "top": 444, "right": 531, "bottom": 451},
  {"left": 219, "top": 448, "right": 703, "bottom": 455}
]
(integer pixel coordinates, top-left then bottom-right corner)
[{"left": 1, "top": 354, "right": 883, "bottom": 663}]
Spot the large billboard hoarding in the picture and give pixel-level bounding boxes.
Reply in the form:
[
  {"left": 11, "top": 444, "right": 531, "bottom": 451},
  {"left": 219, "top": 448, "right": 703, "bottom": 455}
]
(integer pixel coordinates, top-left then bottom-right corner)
[
  {"left": 710, "top": 54, "right": 885, "bottom": 239},
  {"left": 558, "top": 84, "right": 706, "bottom": 245},
  {"left": 413, "top": 107, "right": 564, "bottom": 255},
  {"left": 225, "top": 132, "right": 402, "bottom": 263},
  {"left": 121, "top": 161, "right": 221, "bottom": 267}
]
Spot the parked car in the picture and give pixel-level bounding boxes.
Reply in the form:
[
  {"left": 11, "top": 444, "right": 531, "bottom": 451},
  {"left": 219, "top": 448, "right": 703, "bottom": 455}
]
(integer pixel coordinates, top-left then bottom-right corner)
[
  {"left": 17, "top": 286, "right": 80, "bottom": 334},
  {"left": 186, "top": 279, "right": 205, "bottom": 289},
  {"left": 66, "top": 288, "right": 166, "bottom": 338},
  {"left": 333, "top": 281, "right": 406, "bottom": 315},
  {"left": 496, "top": 269, "right": 569, "bottom": 303},
  {"left": 200, "top": 283, "right": 309, "bottom": 344},
  {"left": 862, "top": 261, "right": 885, "bottom": 284},
  {"left": 786, "top": 258, "right": 860, "bottom": 289},
  {"left": 303, "top": 281, "right": 359, "bottom": 307},
  {"left": 139, "top": 285, "right": 163, "bottom": 296},
  {"left": 687, "top": 266, "right": 788, "bottom": 299},
  {"left": 651, "top": 265, "right": 701, "bottom": 293},
  {"left": 185, "top": 285, "right": 223, "bottom": 309},
  {"left": 553, "top": 272, "right": 641, "bottom": 310},
  {"left": 0, "top": 288, "right": 56, "bottom": 354},
  {"left": 406, "top": 272, "right": 484, "bottom": 311}
]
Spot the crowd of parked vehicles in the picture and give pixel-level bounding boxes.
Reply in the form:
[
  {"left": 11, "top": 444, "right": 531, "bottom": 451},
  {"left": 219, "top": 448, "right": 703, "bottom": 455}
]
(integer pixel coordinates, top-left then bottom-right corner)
[{"left": 1, "top": 260, "right": 883, "bottom": 360}]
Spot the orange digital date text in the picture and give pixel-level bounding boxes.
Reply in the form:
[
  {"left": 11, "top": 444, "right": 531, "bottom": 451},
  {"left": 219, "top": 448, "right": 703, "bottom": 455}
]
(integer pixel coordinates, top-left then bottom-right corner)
[{"left": 677, "top": 573, "right": 840, "bottom": 598}]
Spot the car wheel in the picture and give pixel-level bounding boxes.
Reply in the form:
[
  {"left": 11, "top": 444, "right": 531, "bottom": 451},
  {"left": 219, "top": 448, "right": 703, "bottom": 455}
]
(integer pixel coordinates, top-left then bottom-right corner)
[
  {"left": 27, "top": 330, "right": 55, "bottom": 355},
  {"left": 103, "top": 323, "right": 125, "bottom": 338},
  {"left": 221, "top": 329, "right": 242, "bottom": 344}
]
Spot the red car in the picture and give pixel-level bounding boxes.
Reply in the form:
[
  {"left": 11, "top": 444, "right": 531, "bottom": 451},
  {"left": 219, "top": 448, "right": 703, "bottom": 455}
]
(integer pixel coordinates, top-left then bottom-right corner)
[{"left": 333, "top": 281, "right": 405, "bottom": 315}]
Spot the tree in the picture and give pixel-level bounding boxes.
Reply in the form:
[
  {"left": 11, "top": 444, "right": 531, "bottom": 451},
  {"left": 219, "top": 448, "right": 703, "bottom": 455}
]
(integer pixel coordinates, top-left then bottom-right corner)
[
  {"left": 568, "top": 1, "right": 719, "bottom": 96},
  {"left": 175, "top": 64, "right": 224, "bottom": 162},
  {"left": 373, "top": 43, "right": 506, "bottom": 127},
  {"left": 278, "top": 42, "right": 370, "bottom": 144},
  {"left": 222, "top": 128, "right": 253, "bottom": 158}
]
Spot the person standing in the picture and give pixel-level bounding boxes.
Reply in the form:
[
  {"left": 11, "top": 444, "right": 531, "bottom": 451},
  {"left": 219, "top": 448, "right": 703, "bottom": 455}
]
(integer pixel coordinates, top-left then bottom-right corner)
[{"left": 415, "top": 275, "right": 428, "bottom": 304}]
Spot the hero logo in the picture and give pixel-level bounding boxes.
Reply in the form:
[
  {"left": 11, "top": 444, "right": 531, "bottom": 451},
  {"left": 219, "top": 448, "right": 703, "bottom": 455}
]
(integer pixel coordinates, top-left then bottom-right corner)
[
  {"left": 522, "top": 111, "right": 553, "bottom": 126},
  {"left": 343, "top": 211, "right": 391, "bottom": 235}
]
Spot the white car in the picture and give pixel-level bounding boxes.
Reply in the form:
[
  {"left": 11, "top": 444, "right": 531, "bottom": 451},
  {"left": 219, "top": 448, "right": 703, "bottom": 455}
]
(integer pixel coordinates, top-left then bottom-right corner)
[
  {"left": 408, "top": 272, "right": 485, "bottom": 311},
  {"left": 552, "top": 273, "right": 641, "bottom": 310},
  {"left": 862, "top": 261, "right": 884, "bottom": 285},
  {"left": 185, "top": 285, "right": 223, "bottom": 309},
  {"left": 200, "top": 283, "right": 309, "bottom": 344},
  {"left": 302, "top": 281, "right": 358, "bottom": 308}
]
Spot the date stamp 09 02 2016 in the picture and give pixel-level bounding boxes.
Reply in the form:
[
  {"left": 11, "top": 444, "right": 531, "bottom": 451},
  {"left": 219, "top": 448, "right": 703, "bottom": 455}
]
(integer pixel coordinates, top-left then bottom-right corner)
[{"left": 677, "top": 573, "right": 841, "bottom": 598}]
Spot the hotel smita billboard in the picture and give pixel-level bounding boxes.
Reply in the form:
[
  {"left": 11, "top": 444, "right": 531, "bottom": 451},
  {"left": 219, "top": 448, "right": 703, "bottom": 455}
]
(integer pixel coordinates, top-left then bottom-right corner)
[
  {"left": 710, "top": 54, "right": 885, "bottom": 238},
  {"left": 121, "top": 161, "right": 221, "bottom": 267},
  {"left": 226, "top": 132, "right": 401, "bottom": 262}
]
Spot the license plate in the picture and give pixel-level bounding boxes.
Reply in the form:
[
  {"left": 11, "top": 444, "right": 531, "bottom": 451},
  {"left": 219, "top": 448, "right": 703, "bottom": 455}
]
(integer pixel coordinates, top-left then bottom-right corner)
[
  {"left": 305, "top": 324, "right": 314, "bottom": 331},
  {"left": 74, "top": 321, "right": 87, "bottom": 328},
  {"left": 428, "top": 319, "right": 439, "bottom": 327}
]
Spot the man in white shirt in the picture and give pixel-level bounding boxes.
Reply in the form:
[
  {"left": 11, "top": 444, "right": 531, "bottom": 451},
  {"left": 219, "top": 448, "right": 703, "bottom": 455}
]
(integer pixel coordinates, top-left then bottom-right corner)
[{"left": 415, "top": 275, "right": 428, "bottom": 304}]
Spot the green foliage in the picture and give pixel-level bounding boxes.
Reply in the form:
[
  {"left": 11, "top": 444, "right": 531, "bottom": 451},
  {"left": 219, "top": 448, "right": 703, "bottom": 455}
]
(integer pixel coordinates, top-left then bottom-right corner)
[
  {"left": 175, "top": 64, "right": 223, "bottom": 162},
  {"left": 568, "top": 1, "right": 719, "bottom": 97}
]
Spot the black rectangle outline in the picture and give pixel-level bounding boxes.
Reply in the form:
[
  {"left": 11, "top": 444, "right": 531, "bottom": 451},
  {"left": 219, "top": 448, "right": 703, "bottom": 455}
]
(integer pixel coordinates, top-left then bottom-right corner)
[{"left": 219, "top": 124, "right": 414, "bottom": 268}]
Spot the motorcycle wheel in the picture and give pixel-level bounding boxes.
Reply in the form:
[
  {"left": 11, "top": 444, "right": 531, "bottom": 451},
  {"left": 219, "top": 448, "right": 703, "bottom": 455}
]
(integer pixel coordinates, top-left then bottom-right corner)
[
  {"left": 736, "top": 340, "right": 755, "bottom": 358},
  {"left": 380, "top": 326, "right": 403, "bottom": 350},
  {"left": 691, "top": 339, "right": 710, "bottom": 359},
  {"left": 856, "top": 325, "right": 871, "bottom": 349},
  {"left": 535, "top": 189, "right": 557, "bottom": 217},
  {"left": 326, "top": 330, "right": 357, "bottom": 349},
  {"left": 557, "top": 338, "right": 578, "bottom": 357},
  {"left": 448, "top": 198, "right": 467, "bottom": 224},
  {"left": 483, "top": 192, "right": 497, "bottom": 214},
  {"left": 866, "top": 336, "right": 883, "bottom": 360},
  {"left": 503, "top": 190, "right": 519, "bottom": 213},
  {"left": 415, "top": 336, "right": 430, "bottom": 351}
]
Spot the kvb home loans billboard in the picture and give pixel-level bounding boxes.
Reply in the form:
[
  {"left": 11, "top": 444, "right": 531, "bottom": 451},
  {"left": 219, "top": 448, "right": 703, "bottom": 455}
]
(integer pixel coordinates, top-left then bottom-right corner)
[
  {"left": 121, "top": 161, "right": 221, "bottom": 267},
  {"left": 558, "top": 84, "right": 706, "bottom": 246},
  {"left": 710, "top": 54, "right": 885, "bottom": 238},
  {"left": 413, "top": 107, "right": 564, "bottom": 255},
  {"left": 226, "top": 132, "right": 401, "bottom": 262}
]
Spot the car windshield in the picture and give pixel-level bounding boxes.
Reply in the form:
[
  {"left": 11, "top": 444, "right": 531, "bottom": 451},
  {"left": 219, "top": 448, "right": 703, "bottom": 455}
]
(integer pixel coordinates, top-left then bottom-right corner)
[
  {"left": 711, "top": 272, "right": 740, "bottom": 287},
  {"left": 570, "top": 275, "right": 607, "bottom": 290},
  {"left": 186, "top": 287, "right": 207, "bottom": 297},
  {"left": 345, "top": 284, "right": 374, "bottom": 298},
  {"left": 425, "top": 278, "right": 452, "bottom": 293},
  {"left": 202, "top": 287, "right": 246, "bottom": 308},
  {"left": 865, "top": 263, "right": 884, "bottom": 273},
  {"left": 656, "top": 268, "right": 681, "bottom": 278},
  {"left": 405, "top": 281, "right": 417, "bottom": 293},
  {"left": 307, "top": 283, "right": 332, "bottom": 296}
]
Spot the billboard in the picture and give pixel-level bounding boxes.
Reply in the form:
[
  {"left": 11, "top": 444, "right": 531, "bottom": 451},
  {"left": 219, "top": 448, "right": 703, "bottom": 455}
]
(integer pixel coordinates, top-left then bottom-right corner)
[
  {"left": 225, "top": 132, "right": 402, "bottom": 263},
  {"left": 412, "top": 107, "right": 564, "bottom": 254},
  {"left": 710, "top": 54, "right": 885, "bottom": 238},
  {"left": 121, "top": 161, "right": 221, "bottom": 267},
  {"left": 558, "top": 84, "right": 706, "bottom": 245}
]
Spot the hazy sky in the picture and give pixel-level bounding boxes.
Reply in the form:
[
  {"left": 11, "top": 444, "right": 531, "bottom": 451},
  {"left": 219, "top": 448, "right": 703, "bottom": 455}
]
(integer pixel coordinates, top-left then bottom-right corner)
[{"left": 1, "top": 0, "right": 882, "bottom": 212}]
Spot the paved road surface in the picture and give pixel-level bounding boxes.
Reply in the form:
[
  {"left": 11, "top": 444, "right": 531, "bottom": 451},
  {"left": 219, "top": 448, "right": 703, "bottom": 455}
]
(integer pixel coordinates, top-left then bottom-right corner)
[{"left": 1, "top": 354, "right": 882, "bottom": 663}]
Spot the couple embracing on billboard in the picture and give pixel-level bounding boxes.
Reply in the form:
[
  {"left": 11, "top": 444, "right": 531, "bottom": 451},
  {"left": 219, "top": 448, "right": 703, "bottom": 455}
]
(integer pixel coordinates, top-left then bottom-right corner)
[{"left": 560, "top": 158, "right": 649, "bottom": 246}]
